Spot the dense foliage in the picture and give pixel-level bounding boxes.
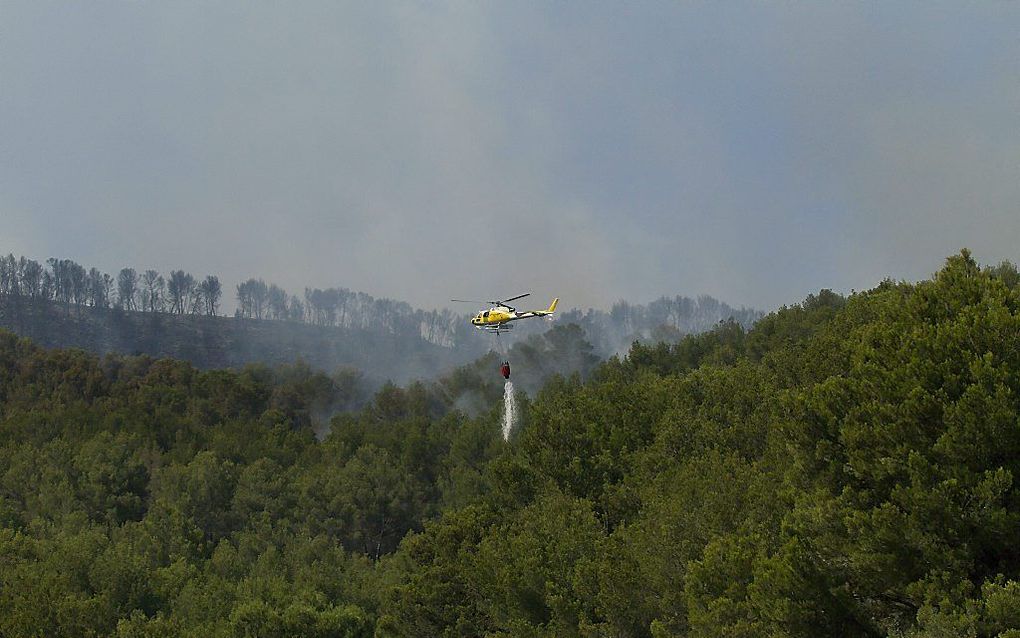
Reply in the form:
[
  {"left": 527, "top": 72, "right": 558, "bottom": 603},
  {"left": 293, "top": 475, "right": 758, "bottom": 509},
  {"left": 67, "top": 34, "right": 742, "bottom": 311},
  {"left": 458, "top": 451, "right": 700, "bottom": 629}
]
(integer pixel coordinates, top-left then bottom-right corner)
[{"left": 2, "top": 251, "right": 1020, "bottom": 637}]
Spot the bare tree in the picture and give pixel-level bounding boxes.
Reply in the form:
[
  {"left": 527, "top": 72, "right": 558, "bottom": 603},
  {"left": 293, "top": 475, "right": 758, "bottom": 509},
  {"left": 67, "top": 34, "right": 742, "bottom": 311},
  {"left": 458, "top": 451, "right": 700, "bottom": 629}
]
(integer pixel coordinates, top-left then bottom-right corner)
[
  {"left": 117, "top": 268, "right": 139, "bottom": 310},
  {"left": 236, "top": 281, "right": 253, "bottom": 319},
  {"left": 267, "top": 284, "right": 288, "bottom": 320},
  {"left": 236, "top": 278, "right": 269, "bottom": 319},
  {"left": 305, "top": 287, "right": 341, "bottom": 326},
  {"left": 19, "top": 258, "right": 44, "bottom": 299},
  {"left": 198, "top": 275, "right": 221, "bottom": 316},
  {"left": 41, "top": 270, "right": 54, "bottom": 301},
  {"left": 288, "top": 295, "right": 304, "bottom": 322},
  {"left": 304, "top": 287, "right": 314, "bottom": 323},
  {"left": 166, "top": 270, "right": 195, "bottom": 315},
  {"left": 0, "top": 255, "right": 14, "bottom": 297},
  {"left": 47, "top": 258, "right": 71, "bottom": 310},
  {"left": 87, "top": 267, "right": 110, "bottom": 308},
  {"left": 102, "top": 273, "right": 114, "bottom": 307},
  {"left": 251, "top": 279, "right": 268, "bottom": 319},
  {"left": 69, "top": 262, "right": 87, "bottom": 311},
  {"left": 141, "top": 270, "right": 164, "bottom": 313},
  {"left": 188, "top": 281, "right": 204, "bottom": 314}
]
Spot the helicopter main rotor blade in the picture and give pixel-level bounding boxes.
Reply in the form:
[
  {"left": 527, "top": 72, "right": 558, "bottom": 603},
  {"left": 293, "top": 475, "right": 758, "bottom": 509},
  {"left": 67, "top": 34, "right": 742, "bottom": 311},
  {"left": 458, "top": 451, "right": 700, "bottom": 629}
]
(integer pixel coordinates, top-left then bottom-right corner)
[
  {"left": 498, "top": 293, "right": 531, "bottom": 305},
  {"left": 451, "top": 299, "right": 488, "bottom": 304}
]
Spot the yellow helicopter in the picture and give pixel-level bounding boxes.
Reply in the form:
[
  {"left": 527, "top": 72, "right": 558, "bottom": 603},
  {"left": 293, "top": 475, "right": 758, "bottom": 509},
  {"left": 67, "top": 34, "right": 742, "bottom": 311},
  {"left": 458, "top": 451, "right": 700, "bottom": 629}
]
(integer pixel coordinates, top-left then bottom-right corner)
[{"left": 452, "top": 293, "right": 559, "bottom": 334}]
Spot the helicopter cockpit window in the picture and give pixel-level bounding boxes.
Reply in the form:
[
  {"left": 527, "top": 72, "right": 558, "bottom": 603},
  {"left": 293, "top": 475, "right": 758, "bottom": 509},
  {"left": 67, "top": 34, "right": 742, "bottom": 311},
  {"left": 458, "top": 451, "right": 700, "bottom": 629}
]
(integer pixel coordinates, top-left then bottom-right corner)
[{"left": 483, "top": 311, "right": 489, "bottom": 318}]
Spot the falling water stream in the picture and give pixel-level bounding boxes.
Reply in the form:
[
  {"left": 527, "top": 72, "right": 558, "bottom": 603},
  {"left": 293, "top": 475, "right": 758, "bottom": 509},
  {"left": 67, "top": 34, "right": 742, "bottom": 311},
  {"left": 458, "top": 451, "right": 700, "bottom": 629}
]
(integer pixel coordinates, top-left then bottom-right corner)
[{"left": 502, "top": 380, "right": 516, "bottom": 441}]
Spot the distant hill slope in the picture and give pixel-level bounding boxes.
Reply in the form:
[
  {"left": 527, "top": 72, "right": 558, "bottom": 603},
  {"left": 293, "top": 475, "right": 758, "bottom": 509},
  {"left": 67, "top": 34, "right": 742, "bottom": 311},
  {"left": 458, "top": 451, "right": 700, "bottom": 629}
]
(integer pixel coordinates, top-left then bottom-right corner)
[
  {"left": 0, "top": 253, "right": 760, "bottom": 382},
  {"left": 0, "top": 299, "right": 472, "bottom": 385},
  {"left": 0, "top": 294, "right": 760, "bottom": 384}
]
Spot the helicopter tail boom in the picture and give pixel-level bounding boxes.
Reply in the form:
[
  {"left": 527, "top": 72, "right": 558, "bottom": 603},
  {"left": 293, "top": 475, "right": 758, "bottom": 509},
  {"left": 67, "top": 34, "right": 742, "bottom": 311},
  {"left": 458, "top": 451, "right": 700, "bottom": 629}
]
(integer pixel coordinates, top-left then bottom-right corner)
[{"left": 527, "top": 298, "right": 558, "bottom": 316}]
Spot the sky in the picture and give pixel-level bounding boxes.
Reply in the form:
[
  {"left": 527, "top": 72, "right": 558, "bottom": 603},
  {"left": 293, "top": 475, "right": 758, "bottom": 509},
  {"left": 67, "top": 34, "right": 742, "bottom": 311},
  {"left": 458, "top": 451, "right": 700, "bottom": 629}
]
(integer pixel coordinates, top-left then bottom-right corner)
[{"left": 2, "top": 2, "right": 1019, "bottom": 312}]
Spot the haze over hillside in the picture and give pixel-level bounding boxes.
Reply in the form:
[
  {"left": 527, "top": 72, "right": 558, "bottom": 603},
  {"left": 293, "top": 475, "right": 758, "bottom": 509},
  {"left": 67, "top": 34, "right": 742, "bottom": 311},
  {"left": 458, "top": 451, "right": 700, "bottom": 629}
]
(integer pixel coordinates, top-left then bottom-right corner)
[{"left": 0, "top": 253, "right": 759, "bottom": 385}]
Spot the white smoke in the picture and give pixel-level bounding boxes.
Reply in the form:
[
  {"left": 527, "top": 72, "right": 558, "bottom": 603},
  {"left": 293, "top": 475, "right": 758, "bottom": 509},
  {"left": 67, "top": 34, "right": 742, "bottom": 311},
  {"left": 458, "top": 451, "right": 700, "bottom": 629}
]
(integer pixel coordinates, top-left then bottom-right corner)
[{"left": 502, "top": 380, "right": 516, "bottom": 441}]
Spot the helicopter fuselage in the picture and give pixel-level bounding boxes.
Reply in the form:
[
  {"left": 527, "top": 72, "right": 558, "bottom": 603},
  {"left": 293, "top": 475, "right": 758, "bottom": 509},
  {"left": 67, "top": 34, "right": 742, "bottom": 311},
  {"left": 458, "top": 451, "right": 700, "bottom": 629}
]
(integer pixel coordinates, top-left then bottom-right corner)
[
  {"left": 469, "top": 298, "right": 558, "bottom": 332},
  {"left": 471, "top": 307, "right": 515, "bottom": 329}
]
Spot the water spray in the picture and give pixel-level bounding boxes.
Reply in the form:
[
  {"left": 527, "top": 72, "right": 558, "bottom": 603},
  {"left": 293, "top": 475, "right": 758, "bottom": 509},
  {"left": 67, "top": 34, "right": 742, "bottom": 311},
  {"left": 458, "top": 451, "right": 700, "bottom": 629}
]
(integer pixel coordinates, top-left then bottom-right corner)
[
  {"left": 502, "top": 380, "right": 516, "bottom": 441},
  {"left": 495, "top": 331, "right": 516, "bottom": 439}
]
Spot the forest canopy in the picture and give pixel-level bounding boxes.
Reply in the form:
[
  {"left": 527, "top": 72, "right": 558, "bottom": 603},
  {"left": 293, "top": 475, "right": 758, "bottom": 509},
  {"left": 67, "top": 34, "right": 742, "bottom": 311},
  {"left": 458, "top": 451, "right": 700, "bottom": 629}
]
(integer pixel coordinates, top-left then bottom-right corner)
[{"left": 1, "top": 251, "right": 1020, "bottom": 637}]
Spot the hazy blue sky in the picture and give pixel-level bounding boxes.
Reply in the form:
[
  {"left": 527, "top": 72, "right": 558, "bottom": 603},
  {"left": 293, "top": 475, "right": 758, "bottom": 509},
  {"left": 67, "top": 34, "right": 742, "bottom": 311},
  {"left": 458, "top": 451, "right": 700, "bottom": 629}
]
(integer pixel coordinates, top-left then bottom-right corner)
[{"left": 2, "top": 2, "right": 1018, "bottom": 311}]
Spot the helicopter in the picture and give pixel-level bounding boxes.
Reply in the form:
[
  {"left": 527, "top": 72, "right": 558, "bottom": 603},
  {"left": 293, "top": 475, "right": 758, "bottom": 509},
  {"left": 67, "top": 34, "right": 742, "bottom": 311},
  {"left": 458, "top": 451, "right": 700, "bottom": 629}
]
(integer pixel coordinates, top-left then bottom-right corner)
[
  {"left": 451, "top": 293, "right": 559, "bottom": 334},
  {"left": 452, "top": 293, "right": 558, "bottom": 380}
]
